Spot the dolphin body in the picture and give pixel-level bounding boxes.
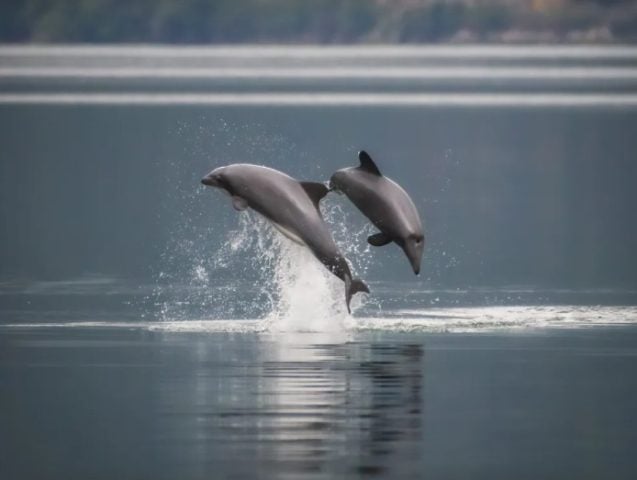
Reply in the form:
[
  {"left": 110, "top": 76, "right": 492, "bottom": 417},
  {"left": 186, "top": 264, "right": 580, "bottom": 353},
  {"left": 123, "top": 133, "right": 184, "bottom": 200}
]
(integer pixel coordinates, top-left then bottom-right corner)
[
  {"left": 201, "top": 163, "right": 369, "bottom": 312},
  {"left": 329, "top": 151, "right": 425, "bottom": 275}
]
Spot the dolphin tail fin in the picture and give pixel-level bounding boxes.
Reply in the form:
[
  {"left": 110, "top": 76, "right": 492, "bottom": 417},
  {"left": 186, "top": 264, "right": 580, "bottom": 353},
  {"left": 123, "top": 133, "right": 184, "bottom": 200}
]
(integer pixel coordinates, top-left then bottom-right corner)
[{"left": 344, "top": 275, "right": 370, "bottom": 314}]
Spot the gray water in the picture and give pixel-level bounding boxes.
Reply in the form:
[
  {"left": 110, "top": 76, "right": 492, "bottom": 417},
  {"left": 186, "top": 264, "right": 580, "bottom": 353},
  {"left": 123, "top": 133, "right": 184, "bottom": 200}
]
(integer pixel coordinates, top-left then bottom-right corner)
[
  {"left": 1, "top": 45, "right": 637, "bottom": 479},
  {"left": 3, "top": 326, "right": 637, "bottom": 480}
]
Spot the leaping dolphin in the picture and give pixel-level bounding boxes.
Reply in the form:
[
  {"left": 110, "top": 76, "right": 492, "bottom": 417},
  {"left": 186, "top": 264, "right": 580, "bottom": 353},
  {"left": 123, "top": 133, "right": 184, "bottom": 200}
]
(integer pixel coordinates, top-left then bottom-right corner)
[
  {"left": 201, "top": 164, "right": 369, "bottom": 312},
  {"left": 329, "top": 151, "right": 425, "bottom": 275}
]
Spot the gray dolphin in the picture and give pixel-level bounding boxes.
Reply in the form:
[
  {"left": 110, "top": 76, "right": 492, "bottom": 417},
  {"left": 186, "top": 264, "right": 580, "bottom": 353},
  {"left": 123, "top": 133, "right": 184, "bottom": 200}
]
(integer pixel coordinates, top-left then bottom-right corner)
[
  {"left": 329, "top": 151, "right": 425, "bottom": 275},
  {"left": 201, "top": 164, "right": 369, "bottom": 312}
]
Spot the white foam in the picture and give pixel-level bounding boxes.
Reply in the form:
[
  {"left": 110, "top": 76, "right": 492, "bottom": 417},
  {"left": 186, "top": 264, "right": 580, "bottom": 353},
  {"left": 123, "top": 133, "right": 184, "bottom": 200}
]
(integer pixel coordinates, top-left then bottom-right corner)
[
  {"left": 3, "top": 305, "right": 637, "bottom": 333},
  {"left": 357, "top": 305, "right": 637, "bottom": 333},
  {"left": 266, "top": 195, "right": 381, "bottom": 332},
  {"left": 260, "top": 222, "right": 356, "bottom": 333}
]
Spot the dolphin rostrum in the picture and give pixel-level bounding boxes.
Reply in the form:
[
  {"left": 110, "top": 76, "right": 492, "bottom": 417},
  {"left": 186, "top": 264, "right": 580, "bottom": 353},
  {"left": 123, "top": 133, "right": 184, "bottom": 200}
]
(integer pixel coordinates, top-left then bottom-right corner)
[
  {"left": 201, "top": 163, "right": 369, "bottom": 312},
  {"left": 329, "top": 150, "right": 425, "bottom": 275}
]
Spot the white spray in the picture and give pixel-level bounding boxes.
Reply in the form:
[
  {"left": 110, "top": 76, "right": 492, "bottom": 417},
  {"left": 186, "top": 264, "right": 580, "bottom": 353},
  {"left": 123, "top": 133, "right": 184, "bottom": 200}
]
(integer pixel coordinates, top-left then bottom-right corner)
[{"left": 156, "top": 194, "right": 372, "bottom": 332}]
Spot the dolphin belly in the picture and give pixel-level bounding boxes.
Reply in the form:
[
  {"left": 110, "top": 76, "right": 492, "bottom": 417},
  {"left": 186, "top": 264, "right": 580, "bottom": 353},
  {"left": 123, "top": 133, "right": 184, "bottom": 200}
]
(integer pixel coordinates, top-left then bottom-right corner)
[{"left": 271, "top": 221, "right": 306, "bottom": 246}]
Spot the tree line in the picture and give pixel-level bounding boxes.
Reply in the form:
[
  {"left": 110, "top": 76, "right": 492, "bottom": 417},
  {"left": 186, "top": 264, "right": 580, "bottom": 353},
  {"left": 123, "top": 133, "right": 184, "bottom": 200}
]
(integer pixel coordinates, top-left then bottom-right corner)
[{"left": 1, "top": 0, "right": 635, "bottom": 44}]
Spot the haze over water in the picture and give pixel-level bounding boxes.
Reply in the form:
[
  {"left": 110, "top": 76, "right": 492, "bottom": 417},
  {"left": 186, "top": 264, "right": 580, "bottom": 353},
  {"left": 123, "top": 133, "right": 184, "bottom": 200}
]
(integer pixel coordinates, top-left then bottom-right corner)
[{"left": 1, "top": 45, "right": 637, "bottom": 479}]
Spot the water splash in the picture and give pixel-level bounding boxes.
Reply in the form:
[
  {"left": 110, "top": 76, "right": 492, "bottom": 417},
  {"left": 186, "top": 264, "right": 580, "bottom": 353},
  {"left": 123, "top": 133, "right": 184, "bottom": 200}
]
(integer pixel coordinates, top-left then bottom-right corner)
[
  {"left": 156, "top": 202, "right": 371, "bottom": 332},
  {"left": 263, "top": 238, "right": 347, "bottom": 332},
  {"left": 228, "top": 208, "right": 373, "bottom": 332}
]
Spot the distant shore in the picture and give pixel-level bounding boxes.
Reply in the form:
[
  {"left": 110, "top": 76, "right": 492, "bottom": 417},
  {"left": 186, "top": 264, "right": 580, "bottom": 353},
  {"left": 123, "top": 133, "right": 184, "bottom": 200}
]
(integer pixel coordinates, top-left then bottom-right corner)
[{"left": 2, "top": 0, "right": 636, "bottom": 45}]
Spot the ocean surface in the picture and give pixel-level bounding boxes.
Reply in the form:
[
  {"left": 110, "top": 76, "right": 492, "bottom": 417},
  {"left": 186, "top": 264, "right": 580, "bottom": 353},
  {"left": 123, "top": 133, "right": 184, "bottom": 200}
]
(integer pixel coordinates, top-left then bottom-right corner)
[{"left": 1, "top": 45, "right": 637, "bottom": 479}]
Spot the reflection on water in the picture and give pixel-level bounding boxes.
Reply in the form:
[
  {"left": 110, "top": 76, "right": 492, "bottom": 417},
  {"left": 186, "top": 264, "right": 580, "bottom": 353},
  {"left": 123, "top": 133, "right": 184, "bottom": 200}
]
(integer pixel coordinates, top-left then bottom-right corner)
[
  {"left": 156, "top": 332, "right": 425, "bottom": 478},
  {"left": 3, "top": 326, "right": 637, "bottom": 479}
]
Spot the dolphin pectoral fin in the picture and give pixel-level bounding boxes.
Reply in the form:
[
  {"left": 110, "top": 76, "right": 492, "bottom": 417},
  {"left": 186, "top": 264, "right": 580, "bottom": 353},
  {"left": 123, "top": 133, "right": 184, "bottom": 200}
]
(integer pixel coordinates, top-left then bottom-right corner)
[
  {"left": 300, "top": 182, "right": 329, "bottom": 209},
  {"left": 367, "top": 232, "right": 392, "bottom": 247},
  {"left": 358, "top": 150, "right": 382, "bottom": 176},
  {"left": 231, "top": 196, "right": 248, "bottom": 211}
]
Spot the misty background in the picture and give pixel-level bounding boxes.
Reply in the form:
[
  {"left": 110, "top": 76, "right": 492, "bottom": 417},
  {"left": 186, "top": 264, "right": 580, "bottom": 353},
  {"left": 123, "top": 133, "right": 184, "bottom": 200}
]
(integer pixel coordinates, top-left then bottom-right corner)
[{"left": 1, "top": 1, "right": 637, "bottom": 295}]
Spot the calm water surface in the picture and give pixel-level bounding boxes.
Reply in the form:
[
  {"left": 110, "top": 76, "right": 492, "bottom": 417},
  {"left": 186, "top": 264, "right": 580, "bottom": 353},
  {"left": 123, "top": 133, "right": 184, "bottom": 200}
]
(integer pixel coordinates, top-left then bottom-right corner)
[{"left": 2, "top": 322, "right": 637, "bottom": 479}]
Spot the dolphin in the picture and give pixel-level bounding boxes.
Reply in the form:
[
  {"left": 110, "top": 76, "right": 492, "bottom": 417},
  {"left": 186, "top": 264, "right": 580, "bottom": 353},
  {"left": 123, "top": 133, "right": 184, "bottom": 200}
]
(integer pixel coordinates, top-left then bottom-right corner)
[
  {"left": 201, "top": 164, "right": 369, "bottom": 312},
  {"left": 329, "top": 150, "right": 425, "bottom": 275}
]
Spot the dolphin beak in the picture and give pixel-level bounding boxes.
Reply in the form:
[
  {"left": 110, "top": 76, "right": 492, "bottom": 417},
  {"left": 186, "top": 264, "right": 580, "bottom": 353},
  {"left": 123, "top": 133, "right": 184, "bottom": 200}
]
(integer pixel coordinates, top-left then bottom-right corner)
[
  {"left": 403, "top": 241, "right": 424, "bottom": 276},
  {"left": 201, "top": 175, "right": 218, "bottom": 187},
  {"left": 411, "top": 259, "right": 421, "bottom": 275}
]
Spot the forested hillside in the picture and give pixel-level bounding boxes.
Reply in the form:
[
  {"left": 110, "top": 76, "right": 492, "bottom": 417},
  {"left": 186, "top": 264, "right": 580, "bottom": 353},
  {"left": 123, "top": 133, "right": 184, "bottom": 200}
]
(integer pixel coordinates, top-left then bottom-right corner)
[{"left": 1, "top": 0, "right": 636, "bottom": 44}]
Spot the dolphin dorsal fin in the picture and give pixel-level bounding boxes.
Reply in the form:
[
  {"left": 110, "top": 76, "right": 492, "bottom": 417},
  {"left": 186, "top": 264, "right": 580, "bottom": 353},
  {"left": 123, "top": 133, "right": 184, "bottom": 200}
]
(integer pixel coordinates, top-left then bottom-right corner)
[
  {"left": 300, "top": 181, "right": 329, "bottom": 209},
  {"left": 358, "top": 150, "right": 382, "bottom": 176}
]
